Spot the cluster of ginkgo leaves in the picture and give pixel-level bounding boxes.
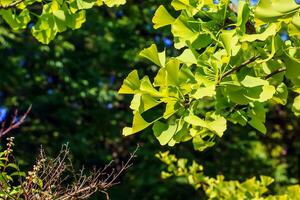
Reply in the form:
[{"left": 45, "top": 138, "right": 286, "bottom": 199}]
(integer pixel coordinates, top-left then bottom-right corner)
[
  {"left": 157, "top": 151, "right": 300, "bottom": 199},
  {"left": 119, "top": 0, "right": 300, "bottom": 151},
  {"left": 0, "top": 0, "right": 125, "bottom": 44}
]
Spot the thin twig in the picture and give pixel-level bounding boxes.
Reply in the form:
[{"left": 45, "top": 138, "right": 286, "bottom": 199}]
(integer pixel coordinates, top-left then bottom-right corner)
[
  {"left": 264, "top": 67, "right": 286, "bottom": 80},
  {"left": 0, "top": 105, "right": 32, "bottom": 138},
  {"left": 219, "top": 56, "right": 260, "bottom": 83}
]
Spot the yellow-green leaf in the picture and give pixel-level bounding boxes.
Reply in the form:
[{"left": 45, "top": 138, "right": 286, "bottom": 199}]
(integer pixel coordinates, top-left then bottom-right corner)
[{"left": 153, "top": 5, "right": 175, "bottom": 29}]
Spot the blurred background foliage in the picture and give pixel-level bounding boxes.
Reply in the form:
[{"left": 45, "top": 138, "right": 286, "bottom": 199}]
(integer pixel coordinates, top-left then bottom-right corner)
[{"left": 0, "top": 0, "right": 300, "bottom": 199}]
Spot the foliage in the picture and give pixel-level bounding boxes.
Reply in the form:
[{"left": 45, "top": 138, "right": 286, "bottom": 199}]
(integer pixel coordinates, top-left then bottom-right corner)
[
  {"left": 157, "top": 151, "right": 300, "bottom": 200},
  {"left": 120, "top": 0, "right": 300, "bottom": 152},
  {"left": 1, "top": 0, "right": 300, "bottom": 199},
  {"left": 0, "top": 1, "right": 182, "bottom": 199},
  {"left": 0, "top": 0, "right": 126, "bottom": 44}
]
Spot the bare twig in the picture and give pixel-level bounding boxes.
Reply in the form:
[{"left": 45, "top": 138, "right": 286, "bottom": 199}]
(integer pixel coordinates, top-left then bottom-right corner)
[
  {"left": 21, "top": 144, "right": 139, "bottom": 200},
  {"left": 0, "top": 105, "right": 32, "bottom": 138}
]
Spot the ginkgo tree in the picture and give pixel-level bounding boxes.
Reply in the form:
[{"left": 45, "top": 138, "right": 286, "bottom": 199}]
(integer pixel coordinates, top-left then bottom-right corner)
[
  {"left": 118, "top": 0, "right": 300, "bottom": 197},
  {"left": 119, "top": 0, "right": 300, "bottom": 152},
  {"left": 1, "top": 0, "right": 300, "bottom": 198},
  {"left": 0, "top": 0, "right": 125, "bottom": 43}
]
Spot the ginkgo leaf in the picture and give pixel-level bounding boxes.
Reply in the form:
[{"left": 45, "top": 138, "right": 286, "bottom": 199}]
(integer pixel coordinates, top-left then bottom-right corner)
[
  {"left": 237, "top": 1, "right": 250, "bottom": 33},
  {"left": 244, "top": 85, "right": 276, "bottom": 102},
  {"left": 289, "top": 15, "right": 300, "bottom": 36},
  {"left": 122, "top": 127, "right": 133, "bottom": 136},
  {"left": 130, "top": 94, "right": 161, "bottom": 113},
  {"left": 193, "top": 135, "right": 215, "bottom": 151},
  {"left": 292, "top": 95, "right": 300, "bottom": 116},
  {"left": 103, "top": 0, "right": 126, "bottom": 7},
  {"left": 131, "top": 111, "right": 151, "bottom": 135},
  {"left": 220, "top": 29, "right": 240, "bottom": 56},
  {"left": 208, "top": 116, "right": 227, "bottom": 137},
  {"left": 140, "top": 76, "right": 162, "bottom": 97},
  {"left": 184, "top": 115, "right": 207, "bottom": 127},
  {"left": 72, "top": 0, "right": 95, "bottom": 10},
  {"left": 241, "top": 76, "right": 268, "bottom": 87},
  {"left": 283, "top": 54, "right": 300, "bottom": 80},
  {"left": 171, "top": 17, "right": 199, "bottom": 45},
  {"left": 153, "top": 121, "right": 179, "bottom": 145},
  {"left": 260, "top": 176, "right": 274, "bottom": 187},
  {"left": 255, "top": 0, "right": 300, "bottom": 24},
  {"left": 165, "top": 58, "right": 181, "bottom": 86},
  {"left": 171, "top": 0, "right": 190, "bottom": 9},
  {"left": 140, "top": 44, "right": 165, "bottom": 67},
  {"left": 249, "top": 118, "right": 266, "bottom": 134},
  {"left": 130, "top": 94, "right": 141, "bottom": 111},
  {"left": 152, "top": 5, "right": 175, "bottom": 29},
  {"left": 192, "top": 85, "right": 216, "bottom": 99},
  {"left": 0, "top": 9, "right": 31, "bottom": 30},
  {"left": 163, "top": 100, "right": 178, "bottom": 119},
  {"left": 258, "top": 85, "right": 276, "bottom": 102},
  {"left": 240, "top": 24, "right": 277, "bottom": 42},
  {"left": 118, "top": 70, "right": 140, "bottom": 94},
  {"left": 272, "top": 83, "right": 288, "bottom": 105},
  {"left": 177, "top": 49, "right": 197, "bottom": 66}
]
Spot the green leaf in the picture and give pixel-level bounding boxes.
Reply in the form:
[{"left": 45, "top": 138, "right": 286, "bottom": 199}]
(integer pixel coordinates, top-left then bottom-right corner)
[
  {"left": 208, "top": 114, "right": 227, "bottom": 137},
  {"left": 153, "top": 121, "right": 178, "bottom": 145},
  {"left": 283, "top": 54, "right": 300, "bottom": 81},
  {"left": 255, "top": 0, "right": 300, "bottom": 24},
  {"left": 244, "top": 85, "right": 276, "bottom": 102},
  {"left": 53, "top": 10, "right": 67, "bottom": 32},
  {"left": 69, "top": 0, "right": 95, "bottom": 10},
  {"left": 171, "top": 16, "right": 199, "bottom": 47},
  {"left": 260, "top": 176, "right": 274, "bottom": 186},
  {"left": 140, "top": 76, "right": 162, "bottom": 97},
  {"left": 123, "top": 111, "right": 151, "bottom": 136},
  {"left": 241, "top": 76, "right": 269, "bottom": 87},
  {"left": 272, "top": 83, "right": 288, "bottom": 105},
  {"left": 220, "top": 29, "right": 240, "bottom": 56},
  {"left": 103, "top": 0, "right": 126, "bottom": 7},
  {"left": 153, "top": 5, "right": 175, "bottom": 29},
  {"left": 249, "top": 118, "right": 266, "bottom": 134},
  {"left": 68, "top": 10, "right": 86, "bottom": 29},
  {"left": 193, "top": 135, "right": 215, "bottom": 151},
  {"left": 184, "top": 115, "right": 207, "bottom": 127},
  {"left": 165, "top": 58, "right": 181, "bottom": 86},
  {"left": 258, "top": 84, "right": 276, "bottom": 102},
  {"left": 119, "top": 70, "right": 140, "bottom": 94},
  {"left": 192, "top": 85, "right": 216, "bottom": 99},
  {"left": 130, "top": 94, "right": 161, "bottom": 113},
  {"left": 292, "top": 95, "right": 300, "bottom": 116},
  {"left": 237, "top": 1, "right": 250, "bottom": 33},
  {"left": 177, "top": 49, "right": 197, "bottom": 66},
  {"left": 0, "top": 9, "right": 30, "bottom": 30},
  {"left": 240, "top": 24, "right": 277, "bottom": 42},
  {"left": 163, "top": 100, "right": 178, "bottom": 119},
  {"left": 140, "top": 44, "right": 165, "bottom": 67},
  {"left": 289, "top": 15, "right": 300, "bottom": 36},
  {"left": 32, "top": 14, "right": 58, "bottom": 44}
]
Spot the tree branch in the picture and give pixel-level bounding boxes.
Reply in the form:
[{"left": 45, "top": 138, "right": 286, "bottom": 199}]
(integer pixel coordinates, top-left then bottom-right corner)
[
  {"left": 264, "top": 67, "right": 286, "bottom": 80},
  {"left": 0, "top": 105, "right": 32, "bottom": 138},
  {"left": 219, "top": 55, "right": 260, "bottom": 82}
]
